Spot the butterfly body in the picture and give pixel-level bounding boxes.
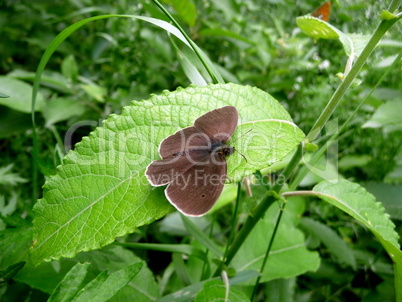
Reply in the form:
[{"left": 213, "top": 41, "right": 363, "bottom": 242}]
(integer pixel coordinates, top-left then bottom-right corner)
[{"left": 145, "top": 106, "right": 238, "bottom": 216}]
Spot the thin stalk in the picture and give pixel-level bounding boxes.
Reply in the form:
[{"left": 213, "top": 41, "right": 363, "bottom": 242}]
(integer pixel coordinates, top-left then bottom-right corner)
[
  {"left": 218, "top": 9, "right": 400, "bottom": 274},
  {"left": 290, "top": 51, "right": 402, "bottom": 191},
  {"left": 221, "top": 144, "right": 303, "bottom": 269},
  {"left": 201, "top": 216, "right": 215, "bottom": 280},
  {"left": 218, "top": 182, "right": 242, "bottom": 274},
  {"left": 250, "top": 199, "right": 286, "bottom": 301},
  {"left": 151, "top": 0, "right": 222, "bottom": 84},
  {"left": 307, "top": 13, "right": 400, "bottom": 142},
  {"left": 48, "top": 124, "right": 66, "bottom": 158}
]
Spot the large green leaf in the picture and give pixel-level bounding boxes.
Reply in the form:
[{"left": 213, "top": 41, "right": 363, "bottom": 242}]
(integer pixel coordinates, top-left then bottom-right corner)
[
  {"left": 30, "top": 83, "right": 305, "bottom": 265},
  {"left": 231, "top": 197, "right": 320, "bottom": 283},
  {"left": 313, "top": 180, "right": 402, "bottom": 298},
  {"left": 313, "top": 180, "right": 400, "bottom": 251}
]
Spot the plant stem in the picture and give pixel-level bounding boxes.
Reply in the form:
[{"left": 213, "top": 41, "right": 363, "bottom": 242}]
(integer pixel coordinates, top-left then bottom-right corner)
[
  {"left": 290, "top": 51, "right": 402, "bottom": 191},
  {"left": 250, "top": 199, "right": 286, "bottom": 301},
  {"left": 219, "top": 8, "right": 401, "bottom": 274},
  {"left": 221, "top": 145, "right": 303, "bottom": 268},
  {"left": 307, "top": 14, "right": 400, "bottom": 142},
  {"left": 218, "top": 182, "right": 242, "bottom": 274}
]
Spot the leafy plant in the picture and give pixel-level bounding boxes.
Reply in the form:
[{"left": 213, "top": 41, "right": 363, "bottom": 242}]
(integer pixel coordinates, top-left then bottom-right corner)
[{"left": 0, "top": 0, "right": 401, "bottom": 301}]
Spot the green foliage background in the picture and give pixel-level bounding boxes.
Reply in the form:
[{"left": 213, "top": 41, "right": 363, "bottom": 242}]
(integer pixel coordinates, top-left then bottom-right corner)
[{"left": 0, "top": 0, "right": 401, "bottom": 301}]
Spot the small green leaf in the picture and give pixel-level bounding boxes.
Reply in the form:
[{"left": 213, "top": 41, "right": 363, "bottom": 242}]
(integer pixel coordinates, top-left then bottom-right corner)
[
  {"left": 78, "top": 245, "right": 159, "bottom": 301},
  {"left": 194, "top": 279, "right": 249, "bottom": 302},
  {"left": 71, "top": 262, "right": 143, "bottom": 302},
  {"left": 339, "top": 33, "right": 371, "bottom": 58},
  {"left": 157, "top": 270, "right": 259, "bottom": 302},
  {"left": 80, "top": 83, "right": 106, "bottom": 103},
  {"left": 48, "top": 263, "right": 90, "bottom": 302},
  {"left": 296, "top": 16, "right": 339, "bottom": 40},
  {"left": 299, "top": 217, "right": 356, "bottom": 269},
  {"left": 296, "top": 17, "right": 370, "bottom": 59},
  {"left": 362, "top": 99, "right": 402, "bottom": 133},
  {"left": 0, "top": 76, "right": 45, "bottom": 113},
  {"left": 380, "top": 10, "right": 398, "bottom": 20},
  {"left": 0, "top": 191, "right": 18, "bottom": 219},
  {"left": 42, "top": 98, "right": 86, "bottom": 127},
  {"left": 304, "top": 141, "right": 318, "bottom": 152},
  {"left": 31, "top": 83, "right": 304, "bottom": 265},
  {"left": 0, "top": 164, "right": 28, "bottom": 186},
  {"left": 8, "top": 69, "right": 71, "bottom": 94},
  {"left": 313, "top": 180, "right": 402, "bottom": 297},
  {"left": 61, "top": 55, "right": 79, "bottom": 82}
]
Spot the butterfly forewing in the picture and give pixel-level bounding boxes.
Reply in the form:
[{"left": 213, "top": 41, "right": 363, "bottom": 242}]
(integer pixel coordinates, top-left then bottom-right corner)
[
  {"left": 158, "top": 126, "right": 210, "bottom": 159},
  {"left": 194, "top": 106, "right": 238, "bottom": 144}
]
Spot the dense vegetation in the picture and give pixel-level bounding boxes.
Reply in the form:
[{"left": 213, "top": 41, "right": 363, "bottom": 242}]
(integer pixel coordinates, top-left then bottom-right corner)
[{"left": 0, "top": 0, "right": 401, "bottom": 301}]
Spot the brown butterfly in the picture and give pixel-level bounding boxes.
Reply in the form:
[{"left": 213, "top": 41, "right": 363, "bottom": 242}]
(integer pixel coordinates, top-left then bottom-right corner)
[
  {"left": 145, "top": 106, "right": 238, "bottom": 216},
  {"left": 311, "top": 1, "right": 331, "bottom": 22}
]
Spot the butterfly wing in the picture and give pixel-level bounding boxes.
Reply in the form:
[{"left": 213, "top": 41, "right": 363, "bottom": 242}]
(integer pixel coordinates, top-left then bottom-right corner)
[
  {"left": 145, "top": 150, "right": 210, "bottom": 186},
  {"left": 165, "top": 158, "right": 227, "bottom": 216},
  {"left": 158, "top": 127, "right": 210, "bottom": 159},
  {"left": 146, "top": 106, "right": 237, "bottom": 216},
  {"left": 194, "top": 106, "right": 238, "bottom": 143},
  {"left": 312, "top": 1, "right": 331, "bottom": 22}
]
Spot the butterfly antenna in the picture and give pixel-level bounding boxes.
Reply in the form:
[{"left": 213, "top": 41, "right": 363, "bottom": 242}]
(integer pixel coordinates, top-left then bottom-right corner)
[
  {"left": 235, "top": 148, "right": 248, "bottom": 163},
  {"left": 230, "top": 128, "right": 252, "bottom": 144},
  {"left": 230, "top": 128, "right": 252, "bottom": 163}
]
